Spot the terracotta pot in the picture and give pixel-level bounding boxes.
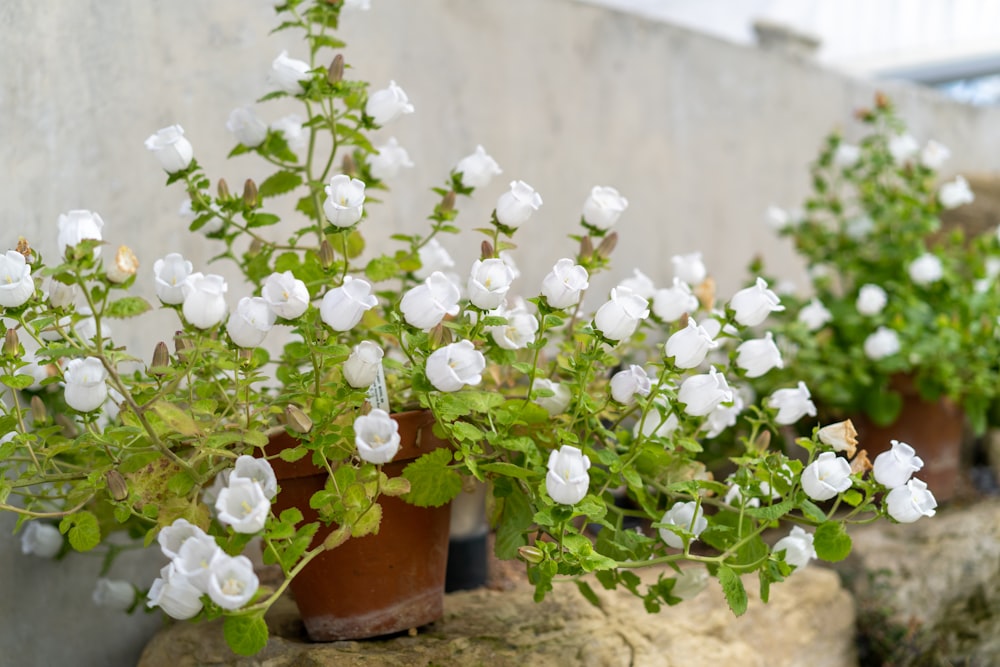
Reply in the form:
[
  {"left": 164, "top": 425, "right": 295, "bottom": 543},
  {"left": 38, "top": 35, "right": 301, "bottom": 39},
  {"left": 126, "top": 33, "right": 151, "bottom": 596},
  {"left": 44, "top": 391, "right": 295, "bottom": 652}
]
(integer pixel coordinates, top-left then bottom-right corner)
[
  {"left": 265, "top": 409, "right": 452, "bottom": 641},
  {"left": 853, "top": 375, "right": 965, "bottom": 502}
]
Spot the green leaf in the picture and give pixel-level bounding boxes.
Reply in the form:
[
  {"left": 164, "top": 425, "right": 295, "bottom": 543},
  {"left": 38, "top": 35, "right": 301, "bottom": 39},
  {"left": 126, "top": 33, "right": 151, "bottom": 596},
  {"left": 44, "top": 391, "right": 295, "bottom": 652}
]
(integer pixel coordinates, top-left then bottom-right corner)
[
  {"left": 1, "top": 374, "right": 35, "bottom": 390},
  {"left": 105, "top": 296, "right": 152, "bottom": 318},
  {"left": 150, "top": 402, "right": 200, "bottom": 437},
  {"left": 380, "top": 476, "right": 411, "bottom": 497},
  {"left": 352, "top": 502, "right": 382, "bottom": 538},
  {"left": 246, "top": 212, "right": 281, "bottom": 228},
  {"left": 258, "top": 171, "right": 303, "bottom": 199},
  {"left": 60, "top": 512, "right": 100, "bottom": 552},
  {"left": 744, "top": 498, "right": 794, "bottom": 521},
  {"left": 813, "top": 521, "right": 852, "bottom": 562},
  {"left": 223, "top": 614, "right": 269, "bottom": 656},
  {"left": 493, "top": 484, "right": 533, "bottom": 559},
  {"left": 400, "top": 448, "right": 462, "bottom": 508},
  {"left": 478, "top": 462, "right": 536, "bottom": 480},
  {"left": 364, "top": 255, "right": 400, "bottom": 283},
  {"left": 449, "top": 421, "right": 483, "bottom": 443},
  {"left": 717, "top": 565, "right": 748, "bottom": 616},
  {"left": 167, "top": 471, "right": 195, "bottom": 497},
  {"left": 575, "top": 580, "right": 603, "bottom": 609}
]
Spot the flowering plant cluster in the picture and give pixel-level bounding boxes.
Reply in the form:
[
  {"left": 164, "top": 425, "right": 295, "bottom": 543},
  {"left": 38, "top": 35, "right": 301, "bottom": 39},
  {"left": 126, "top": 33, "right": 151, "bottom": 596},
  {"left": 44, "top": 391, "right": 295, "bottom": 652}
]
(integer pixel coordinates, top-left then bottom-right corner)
[
  {"left": 0, "top": 4, "right": 934, "bottom": 656},
  {"left": 758, "top": 96, "right": 999, "bottom": 431}
]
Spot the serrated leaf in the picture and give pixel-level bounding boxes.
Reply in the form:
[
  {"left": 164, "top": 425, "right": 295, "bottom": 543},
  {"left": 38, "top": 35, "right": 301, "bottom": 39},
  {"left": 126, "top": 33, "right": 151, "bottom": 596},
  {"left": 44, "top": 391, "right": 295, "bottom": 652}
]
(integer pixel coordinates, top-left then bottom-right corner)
[
  {"left": 1, "top": 374, "right": 35, "bottom": 390},
  {"left": 258, "top": 171, "right": 303, "bottom": 199},
  {"left": 449, "top": 421, "right": 483, "bottom": 443},
  {"left": 223, "top": 614, "right": 269, "bottom": 656},
  {"left": 401, "top": 448, "right": 462, "bottom": 508},
  {"left": 60, "top": 512, "right": 100, "bottom": 552},
  {"left": 380, "top": 476, "right": 411, "bottom": 497},
  {"left": 717, "top": 565, "right": 748, "bottom": 616},
  {"left": 167, "top": 471, "right": 195, "bottom": 497},
  {"left": 744, "top": 498, "right": 794, "bottom": 521},
  {"left": 352, "top": 503, "right": 382, "bottom": 537},
  {"left": 813, "top": 521, "right": 852, "bottom": 562},
  {"left": 150, "top": 402, "right": 200, "bottom": 437},
  {"left": 106, "top": 296, "right": 151, "bottom": 318},
  {"left": 364, "top": 255, "right": 400, "bottom": 283}
]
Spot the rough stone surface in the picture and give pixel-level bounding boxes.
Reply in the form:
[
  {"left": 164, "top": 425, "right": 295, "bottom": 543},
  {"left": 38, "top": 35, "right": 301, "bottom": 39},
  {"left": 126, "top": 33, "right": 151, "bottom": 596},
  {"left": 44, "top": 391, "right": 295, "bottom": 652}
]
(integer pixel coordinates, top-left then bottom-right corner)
[
  {"left": 138, "top": 565, "right": 856, "bottom": 667},
  {"left": 843, "top": 498, "right": 1000, "bottom": 665}
]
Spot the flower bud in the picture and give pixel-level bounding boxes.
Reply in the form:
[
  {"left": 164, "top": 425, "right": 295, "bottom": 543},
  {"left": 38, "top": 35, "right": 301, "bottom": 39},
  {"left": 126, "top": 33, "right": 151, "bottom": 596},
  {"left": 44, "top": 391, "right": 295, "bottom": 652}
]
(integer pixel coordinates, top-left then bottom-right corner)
[
  {"left": 105, "top": 470, "right": 129, "bottom": 501},
  {"left": 106, "top": 246, "right": 139, "bottom": 284},
  {"left": 217, "top": 178, "right": 231, "bottom": 200},
  {"left": 440, "top": 190, "right": 456, "bottom": 213},
  {"left": 480, "top": 240, "right": 494, "bottom": 260},
  {"left": 517, "top": 545, "right": 544, "bottom": 564},
  {"left": 247, "top": 239, "right": 263, "bottom": 258},
  {"left": 319, "top": 239, "right": 336, "bottom": 269},
  {"left": 243, "top": 179, "right": 258, "bottom": 209},
  {"left": 327, "top": 53, "right": 344, "bottom": 85},
  {"left": 174, "top": 331, "right": 194, "bottom": 362},
  {"left": 341, "top": 153, "right": 356, "bottom": 177},
  {"left": 3, "top": 328, "right": 18, "bottom": 357},
  {"left": 429, "top": 323, "right": 452, "bottom": 348},
  {"left": 285, "top": 404, "right": 313, "bottom": 434},
  {"left": 30, "top": 395, "right": 47, "bottom": 424},
  {"left": 579, "top": 235, "right": 594, "bottom": 258},
  {"left": 874, "top": 91, "right": 890, "bottom": 110},
  {"left": 595, "top": 232, "right": 618, "bottom": 259},
  {"left": 55, "top": 413, "right": 79, "bottom": 438},
  {"left": 238, "top": 348, "right": 254, "bottom": 364}
]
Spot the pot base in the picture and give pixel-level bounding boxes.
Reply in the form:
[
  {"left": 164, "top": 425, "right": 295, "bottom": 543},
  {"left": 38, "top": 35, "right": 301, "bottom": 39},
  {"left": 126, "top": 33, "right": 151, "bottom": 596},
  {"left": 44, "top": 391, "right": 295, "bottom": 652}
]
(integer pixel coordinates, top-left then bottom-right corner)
[{"left": 303, "top": 586, "right": 443, "bottom": 641}]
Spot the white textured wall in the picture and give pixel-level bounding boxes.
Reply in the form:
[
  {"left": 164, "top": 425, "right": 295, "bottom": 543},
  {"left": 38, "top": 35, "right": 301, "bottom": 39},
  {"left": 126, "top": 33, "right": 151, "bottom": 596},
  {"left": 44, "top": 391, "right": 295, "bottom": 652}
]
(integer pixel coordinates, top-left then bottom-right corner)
[{"left": 2, "top": 1, "right": 999, "bottom": 665}]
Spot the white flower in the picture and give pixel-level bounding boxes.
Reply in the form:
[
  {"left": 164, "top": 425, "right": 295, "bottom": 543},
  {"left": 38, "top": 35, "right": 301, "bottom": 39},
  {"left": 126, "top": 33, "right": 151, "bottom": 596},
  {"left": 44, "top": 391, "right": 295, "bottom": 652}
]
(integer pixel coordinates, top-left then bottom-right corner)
[
  {"left": 801, "top": 451, "right": 852, "bottom": 501},
  {"left": 652, "top": 278, "right": 699, "bottom": 322},
  {"left": 724, "top": 482, "right": 760, "bottom": 509},
  {"left": 57, "top": 210, "right": 105, "bottom": 256},
  {"left": 467, "top": 258, "right": 515, "bottom": 310},
  {"left": 500, "top": 251, "right": 520, "bottom": 280},
  {"left": 764, "top": 205, "right": 791, "bottom": 231},
  {"left": 64, "top": 357, "right": 108, "bottom": 412},
  {"left": 767, "top": 382, "right": 816, "bottom": 425},
  {"left": 908, "top": 253, "right": 943, "bottom": 285},
  {"left": 0, "top": 250, "right": 34, "bottom": 308},
  {"left": 939, "top": 175, "right": 974, "bottom": 209},
  {"left": 581, "top": 185, "right": 628, "bottom": 230},
  {"left": 873, "top": 440, "right": 924, "bottom": 489},
  {"left": 323, "top": 174, "right": 366, "bottom": 227},
  {"left": 488, "top": 304, "right": 538, "bottom": 350},
  {"left": 320, "top": 276, "right": 377, "bottom": 331},
  {"left": 226, "top": 297, "right": 275, "bottom": 348},
  {"left": 885, "top": 478, "right": 937, "bottom": 523},
  {"left": 920, "top": 140, "right": 950, "bottom": 169},
  {"left": 864, "top": 326, "right": 900, "bottom": 360},
  {"left": 20, "top": 522, "right": 62, "bottom": 558},
  {"left": 179, "top": 198, "right": 223, "bottom": 235},
  {"left": 610, "top": 365, "right": 651, "bottom": 404},
  {"left": 495, "top": 180, "right": 543, "bottom": 229},
  {"left": 181, "top": 273, "right": 228, "bottom": 329},
  {"left": 46, "top": 277, "right": 76, "bottom": 309},
  {"left": 593, "top": 286, "right": 649, "bottom": 341},
  {"left": 231, "top": 455, "right": 278, "bottom": 500},
  {"left": 106, "top": 246, "right": 138, "bottom": 284},
  {"left": 797, "top": 298, "right": 832, "bottom": 331},
  {"left": 729, "top": 277, "right": 784, "bottom": 327},
  {"left": 366, "top": 80, "right": 414, "bottom": 125},
  {"left": 665, "top": 318, "right": 718, "bottom": 369},
  {"left": 342, "top": 0, "right": 371, "bottom": 10},
  {"left": 845, "top": 215, "right": 874, "bottom": 240},
  {"left": 343, "top": 340, "right": 384, "bottom": 388},
  {"left": 415, "top": 238, "right": 456, "bottom": 280},
  {"left": 144, "top": 125, "right": 194, "bottom": 173},
  {"left": 454, "top": 145, "right": 502, "bottom": 188},
  {"left": 773, "top": 526, "right": 816, "bottom": 571},
  {"left": 635, "top": 397, "right": 679, "bottom": 440},
  {"left": 704, "top": 392, "right": 744, "bottom": 438},
  {"left": 735, "top": 332, "right": 783, "bottom": 378},
  {"left": 147, "top": 563, "right": 204, "bottom": 620},
  {"left": 92, "top": 578, "right": 135, "bottom": 610},
  {"left": 157, "top": 518, "right": 208, "bottom": 560},
  {"left": 215, "top": 477, "right": 270, "bottom": 534},
  {"left": 817, "top": 420, "right": 858, "bottom": 458},
  {"left": 368, "top": 137, "right": 414, "bottom": 181},
  {"left": 206, "top": 554, "right": 259, "bottom": 610},
  {"left": 618, "top": 268, "right": 656, "bottom": 300},
  {"left": 545, "top": 445, "right": 591, "bottom": 505},
  {"left": 678, "top": 366, "right": 732, "bottom": 417},
  {"left": 262, "top": 271, "right": 310, "bottom": 319},
  {"left": 226, "top": 106, "right": 268, "bottom": 147},
  {"left": 671, "top": 252, "right": 707, "bottom": 287},
  {"left": 401, "top": 271, "right": 461, "bottom": 330},
  {"left": 153, "top": 253, "right": 194, "bottom": 305},
  {"left": 533, "top": 378, "right": 571, "bottom": 415},
  {"left": 174, "top": 533, "right": 224, "bottom": 591},
  {"left": 271, "top": 114, "right": 306, "bottom": 150},
  {"left": 353, "top": 409, "right": 401, "bottom": 464},
  {"left": 888, "top": 133, "right": 919, "bottom": 164},
  {"left": 672, "top": 567, "right": 710, "bottom": 600},
  {"left": 658, "top": 501, "right": 708, "bottom": 549},
  {"left": 541, "top": 258, "right": 589, "bottom": 309},
  {"left": 834, "top": 143, "right": 860, "bottom": 168},
  {"left": 270, "top": 50, "right": 311, "bottom": 94},
  {"left": 425, "top": 340, "right": 485, "bottom": 392},
  {"left": 856, "top": 284, "right": 887, "bottom": 316}
]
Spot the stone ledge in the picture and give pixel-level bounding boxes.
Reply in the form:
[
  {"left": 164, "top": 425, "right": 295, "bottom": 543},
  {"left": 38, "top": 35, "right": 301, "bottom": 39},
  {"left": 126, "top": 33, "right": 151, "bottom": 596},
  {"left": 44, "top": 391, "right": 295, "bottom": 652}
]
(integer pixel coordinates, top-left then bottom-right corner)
[{"left": 138, "top": 565, "right": 856, "bottom": 667}]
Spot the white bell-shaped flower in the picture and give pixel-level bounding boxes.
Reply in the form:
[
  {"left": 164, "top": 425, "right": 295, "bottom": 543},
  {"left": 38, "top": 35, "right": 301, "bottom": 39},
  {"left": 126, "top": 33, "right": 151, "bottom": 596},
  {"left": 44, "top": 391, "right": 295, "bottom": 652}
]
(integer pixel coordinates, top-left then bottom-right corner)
[
  {"left": 57, "top": 210, "right": 105, "bottom": 257},
  {"left": 581, "top": 185, "right": 628, "bottom": 230},
  {"left": 269, "top": 50, "right": 311, "bottom": 94},
  {"left": 20, "top": 522, "right": 63, "bottom": 558},
  {"left": 366, "top": 80, "right": 415, "bottom": 126},
  {"left": 153, "top": 253, "right": 194, "bottom": 305},
  {"left": 400, "top": 271, "right": 461, "bottom": 330},
  {"left": 454, "top": 145, "right": 502, "bottom": 189},
  {"left": 658, "top": 501, "right": 708, "bottom": 549},
  {"left": 773, "top": 526, "right": 816, "bottom": 571},
  {"left": 766, "top": 381, "right": 816, "bottom": 425},
  {"left": 801, "top": 451, "right": 852, "bottom": 501},
  {"left": 231, "top": 455, "right": 278, "bottom": 500},
  {"left": 157, "top": 518, "right": 208, "bottom": 560},
  {"left": 320, "top": 276, "right": 377, "bottom": 331},
  {"left": 147, "top": 563, "right": 204, "bottom": 620},
  {"left": 533, "top": 378, "right": 571, "bottom": 415},
  {"left": 323, "top": 174, "right": 366, "bottom": 228},
  {"left": 64, "top": 357, "right": 109, "bottom": 412},
  {"left": 368, "top": 137, "right": 415, "bottom": 181},
  {"left": 540, "top": 258, "right": 589, "bottom": 309},
  {"left": 215, "top": 477, "right": 270, "bottom": 534},
  {"left": 872, "top": 440, "right": 924, "bottom": 489},
  {"left": 885, "top": 478, "right": 937, "bottom": 523},
  {"left": 182, "top": 273, "right": 228, "bottom": 329},
  {"left": 735, "top": 331, "right": 783, "bottom": 378},
  {"left": 610, "top": 365, "right": 651, "bottom": 404},
  {"left": 678, "top": 366, "right": 732, "bottom": 417},
  {"left": 144, "top": 125, "right": 194, "bottom": 173},
  {"left": 207, "top": 554, "right": 259, "bottom": 610},
  {"left": 665, "top": 318, "right": 718, "bottom": 369},
  {"left": 652, "top": 278, "right": 699, "bottom": 322},
  {"left": 226, "top": 296, "right": 276, "bottom": 348},
  {"left": 226, "top": 106, "right": 268, "bottom": 148},
  {"left": 343, "top": 340, "right": 384, "bottom": 389},
  {"left": 467, "top": 258, "right": 515, "bottom": 310},
  {"left": 545, "top": 445, "right": 591, "bottom": 505},
  {"left": 728, "top": 277, "right": 784, "bottom": 327},
  {"left": 593, "top": 286, "right": 649, "bottom": 342},
  {"left": 495, "top": 180, "right": 542, "bottom": 229},
  {"left": 261, "top": 271, "right": 310, "bottom": 319},
  {"left": 353, "top": 409, "right": 401, "bottom": 464},
  {"left": 425, "top": 340, "right": 485, "bottom": 392},
  {"left": 0, "top": 250, "right": 34, "bottom": 308},
  {"left": 671, "top": 252, "right": 707, "bottom": 287}
]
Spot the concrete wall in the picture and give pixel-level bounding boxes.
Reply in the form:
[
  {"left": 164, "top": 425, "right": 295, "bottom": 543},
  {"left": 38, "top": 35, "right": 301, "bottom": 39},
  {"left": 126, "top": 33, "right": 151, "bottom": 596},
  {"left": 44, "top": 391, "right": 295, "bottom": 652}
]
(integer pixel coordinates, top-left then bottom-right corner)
[{"left": 2, "top": 1, "right": 999, "bottom": 664}]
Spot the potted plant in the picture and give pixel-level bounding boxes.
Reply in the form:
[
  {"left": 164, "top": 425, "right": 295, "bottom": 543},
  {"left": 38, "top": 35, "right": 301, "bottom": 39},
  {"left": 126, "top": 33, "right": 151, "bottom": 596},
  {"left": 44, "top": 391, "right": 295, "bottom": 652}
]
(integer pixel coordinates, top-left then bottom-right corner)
[
  {"left": 755, "top": 94, "right": 999, "bottom": 500},
  {"left": 0, "top": 3, "right": 938, "bottom": 657}
]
